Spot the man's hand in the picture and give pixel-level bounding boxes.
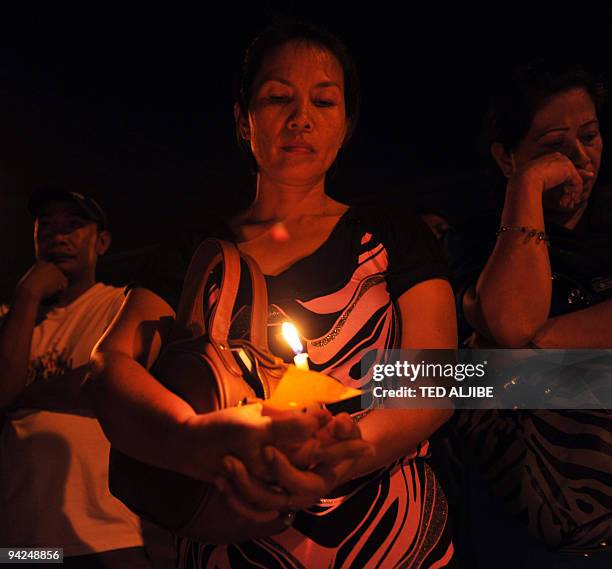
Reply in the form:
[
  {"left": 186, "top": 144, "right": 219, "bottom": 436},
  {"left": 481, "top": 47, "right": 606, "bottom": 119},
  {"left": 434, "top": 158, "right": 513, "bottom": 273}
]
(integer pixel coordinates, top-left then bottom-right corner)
[{"left": 16, "top": 262, "right": 68, "bottom": 303}]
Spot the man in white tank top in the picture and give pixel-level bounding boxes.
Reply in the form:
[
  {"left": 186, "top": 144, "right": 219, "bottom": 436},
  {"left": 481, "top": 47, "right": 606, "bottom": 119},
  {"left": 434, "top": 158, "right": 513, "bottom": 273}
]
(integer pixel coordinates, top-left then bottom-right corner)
[{"left": 0, "top": 187, "right": 156, "bottom": 568}]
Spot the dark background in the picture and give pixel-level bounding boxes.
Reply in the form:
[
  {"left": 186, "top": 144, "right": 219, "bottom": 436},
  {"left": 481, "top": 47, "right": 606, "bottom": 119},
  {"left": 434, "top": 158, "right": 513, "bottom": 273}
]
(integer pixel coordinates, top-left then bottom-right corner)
[{"left": 1, "top": 2, "right": 611, "bottom": 301}]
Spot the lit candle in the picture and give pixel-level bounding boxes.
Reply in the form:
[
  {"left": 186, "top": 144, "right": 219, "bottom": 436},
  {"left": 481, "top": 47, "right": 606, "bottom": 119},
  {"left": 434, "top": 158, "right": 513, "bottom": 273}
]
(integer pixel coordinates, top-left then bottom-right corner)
[
  {"left": 293, "top": 352, "right": 309, "bottom": 370},
  {"left": 281, "top": 322, "right": 310, "bottom": 370}
]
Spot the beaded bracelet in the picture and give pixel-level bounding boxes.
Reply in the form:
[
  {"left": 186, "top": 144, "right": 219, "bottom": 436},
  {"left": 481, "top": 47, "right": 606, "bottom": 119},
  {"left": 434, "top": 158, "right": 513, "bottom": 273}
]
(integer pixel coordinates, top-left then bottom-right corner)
[
  {"left": 496, "top": 225, "right": 549, "bottom": 244},
  {"left": 351, "top": 409, "right": 373, "bottom": 423}
]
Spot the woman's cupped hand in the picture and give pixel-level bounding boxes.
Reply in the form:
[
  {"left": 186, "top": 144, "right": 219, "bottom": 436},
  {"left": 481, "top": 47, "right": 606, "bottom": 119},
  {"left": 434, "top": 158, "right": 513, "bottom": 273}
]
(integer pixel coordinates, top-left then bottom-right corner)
[{"left": 211, "top": 409, "right": 375, "bottom": 523}]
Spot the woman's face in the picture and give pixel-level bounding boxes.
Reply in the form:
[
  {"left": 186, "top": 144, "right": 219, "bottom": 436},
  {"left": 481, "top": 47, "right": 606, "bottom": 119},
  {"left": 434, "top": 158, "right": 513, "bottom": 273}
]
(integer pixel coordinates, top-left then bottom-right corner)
[
  {"left": 242, "top": 41, "right": 348, "bottom": 187},
  {"left": 512, "top": 88, "right": 603, "bottom": 208}
]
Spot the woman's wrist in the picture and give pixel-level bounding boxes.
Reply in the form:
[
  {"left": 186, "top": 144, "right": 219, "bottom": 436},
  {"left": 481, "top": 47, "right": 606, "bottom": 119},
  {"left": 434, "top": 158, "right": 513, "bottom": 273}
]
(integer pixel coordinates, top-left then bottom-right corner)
[
  {"left": 177, "top": 405, "right": 274, "bottom": 483},
  {"left": 502, "top": 177, "right": 546, "bottom": 227},
  {"left": 175, "top": 412, "right": 229, "bottom": 482}
]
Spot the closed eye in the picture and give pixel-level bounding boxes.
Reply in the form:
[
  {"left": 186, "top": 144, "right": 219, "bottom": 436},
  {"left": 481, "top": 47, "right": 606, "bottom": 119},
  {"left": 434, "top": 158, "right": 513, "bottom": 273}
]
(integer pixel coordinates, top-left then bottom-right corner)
[
  {"left": 581, "top": 131, "right": 600, "bottom": 145},
  {"left": 543, "top": 141, "right": 565, "bottom": 151},
  {"left": 314, "top": 99, "right": 336, "bottom": 108},
  {"left": 268, "top": 95, "right": 291, "bottom": 104}
]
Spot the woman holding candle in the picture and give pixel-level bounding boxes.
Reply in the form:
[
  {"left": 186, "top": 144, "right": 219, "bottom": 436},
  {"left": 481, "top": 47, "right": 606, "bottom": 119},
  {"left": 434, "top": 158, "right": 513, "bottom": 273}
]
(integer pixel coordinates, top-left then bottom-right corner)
[{"left": 89, "top": 22, "right": 457, "bottom": 568}]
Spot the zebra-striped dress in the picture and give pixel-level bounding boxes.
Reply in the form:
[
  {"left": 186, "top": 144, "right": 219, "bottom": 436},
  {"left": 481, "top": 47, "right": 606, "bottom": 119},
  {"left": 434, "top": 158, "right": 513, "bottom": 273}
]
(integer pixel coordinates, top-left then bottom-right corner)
[
  {"left": 449, "top": 211, "right": 612, "bottom": 558},
  {"left": 142, "top": 205, "right": 457, "bottom": 568}
]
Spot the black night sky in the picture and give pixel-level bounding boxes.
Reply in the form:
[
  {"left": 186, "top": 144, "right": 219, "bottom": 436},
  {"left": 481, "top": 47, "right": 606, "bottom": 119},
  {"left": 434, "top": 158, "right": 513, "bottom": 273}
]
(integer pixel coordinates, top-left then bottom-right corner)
[{"left": 1, "top": 2, "right": 610, "bottom": 301}]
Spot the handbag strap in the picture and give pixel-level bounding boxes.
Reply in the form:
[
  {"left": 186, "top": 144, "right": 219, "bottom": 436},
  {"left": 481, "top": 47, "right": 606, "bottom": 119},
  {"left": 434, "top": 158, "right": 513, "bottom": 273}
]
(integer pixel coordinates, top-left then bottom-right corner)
[
  {"left": 174, "top": 239, "right": 239, "bottom": 341},
  {"left": 241, "top": 251, "right": 269, "bottom": 352},
  {"left": 174, "top": 238, "right": 270, "bottom": 366}
]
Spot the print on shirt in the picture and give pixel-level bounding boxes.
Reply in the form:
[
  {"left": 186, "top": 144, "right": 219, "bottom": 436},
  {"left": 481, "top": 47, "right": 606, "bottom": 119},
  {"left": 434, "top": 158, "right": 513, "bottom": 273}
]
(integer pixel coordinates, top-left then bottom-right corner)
[{"left": 28, "top": 345, "right": 74, "bottom": 383}]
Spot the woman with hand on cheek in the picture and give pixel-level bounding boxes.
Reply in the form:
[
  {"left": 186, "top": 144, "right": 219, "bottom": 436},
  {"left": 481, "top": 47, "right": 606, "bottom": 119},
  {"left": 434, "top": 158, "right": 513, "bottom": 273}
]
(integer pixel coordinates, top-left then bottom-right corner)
[
  {"left": 450, "top": 61, "right": 612, "bottom": 564},
  {"left": 462, "top": 63, "right": 611, "bottom": 349}
]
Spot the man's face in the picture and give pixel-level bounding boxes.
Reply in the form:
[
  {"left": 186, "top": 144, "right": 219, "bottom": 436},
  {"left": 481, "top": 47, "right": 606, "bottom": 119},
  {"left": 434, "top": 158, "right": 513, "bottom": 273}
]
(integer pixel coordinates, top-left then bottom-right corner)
[{"left": 34, "top": 201, "right": 108, "bottom": 280}]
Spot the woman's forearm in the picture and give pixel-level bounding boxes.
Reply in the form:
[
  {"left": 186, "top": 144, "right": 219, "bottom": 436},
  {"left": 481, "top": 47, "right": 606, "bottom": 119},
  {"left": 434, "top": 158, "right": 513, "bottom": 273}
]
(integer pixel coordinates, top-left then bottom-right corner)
[
  {"left": 87, "top": 350, "right": 216, "bottom": 478},
  {"left": 467, "top": 181, "right": 552, "bottom": 347},
  {"left": 85, "top": 287, "right": 217, "bottom": 477},
  {"left": 336, "top": 408, "right": 452, "bottom": 484},
  {"left": 532, "top": 299, "right": 612, "bottom": 348},
  {"left": 336, "top": 281, "right": 454, "bottom": 481},
  {"left": 88, "top": 350, "right": 331, "bottom": 484}
]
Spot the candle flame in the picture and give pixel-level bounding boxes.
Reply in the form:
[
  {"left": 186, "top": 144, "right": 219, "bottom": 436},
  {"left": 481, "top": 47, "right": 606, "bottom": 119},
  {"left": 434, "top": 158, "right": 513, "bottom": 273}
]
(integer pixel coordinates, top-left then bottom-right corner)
[{"left": 281, "top": 322, "right": 303, "bottom": 354}]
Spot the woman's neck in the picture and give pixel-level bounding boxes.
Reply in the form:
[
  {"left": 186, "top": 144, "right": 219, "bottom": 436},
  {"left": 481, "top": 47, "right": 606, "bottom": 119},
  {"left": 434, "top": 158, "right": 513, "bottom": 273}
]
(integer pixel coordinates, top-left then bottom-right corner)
[
  {"left": 230, "top": 174, "right": 348, "bottom": 245},
  {"left": 244, "top": 175, "right": 329, "bottom": 223}
]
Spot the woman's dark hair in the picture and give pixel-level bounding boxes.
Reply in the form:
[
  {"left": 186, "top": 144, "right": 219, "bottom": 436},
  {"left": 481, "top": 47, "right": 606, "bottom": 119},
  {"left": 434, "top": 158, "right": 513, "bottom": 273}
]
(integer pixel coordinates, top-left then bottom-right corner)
[
  {"left": 235, "top": 22, "right": 360, "bottom": 170},
  {"left": 487, "top": 60, "right": 607, "bottom": 152}
]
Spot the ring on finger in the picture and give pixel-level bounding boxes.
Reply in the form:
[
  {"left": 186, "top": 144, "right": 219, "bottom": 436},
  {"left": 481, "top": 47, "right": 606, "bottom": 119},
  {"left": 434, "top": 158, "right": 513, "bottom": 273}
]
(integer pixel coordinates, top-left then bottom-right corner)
[
  {"left": 281, "top": 510, "right": 296, "bottom": 526},
  {"left": 281, "top": 496, "right": 297, "bottom": 527}
]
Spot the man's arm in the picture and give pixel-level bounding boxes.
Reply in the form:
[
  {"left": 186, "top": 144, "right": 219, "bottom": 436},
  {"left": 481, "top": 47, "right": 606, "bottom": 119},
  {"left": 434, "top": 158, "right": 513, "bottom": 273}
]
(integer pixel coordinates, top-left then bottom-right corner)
[
  {"left": 0, "top": 262, "right": 67, "bottom": 411},
  {"left": 0, "top": 291, "right": 40, "bottom": 410}
]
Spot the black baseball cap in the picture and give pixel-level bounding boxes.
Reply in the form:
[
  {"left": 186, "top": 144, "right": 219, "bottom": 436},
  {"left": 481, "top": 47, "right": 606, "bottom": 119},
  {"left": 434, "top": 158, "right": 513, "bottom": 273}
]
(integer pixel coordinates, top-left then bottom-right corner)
[{"left": 28, "top": 186, "right": 108, "bottom": 230}]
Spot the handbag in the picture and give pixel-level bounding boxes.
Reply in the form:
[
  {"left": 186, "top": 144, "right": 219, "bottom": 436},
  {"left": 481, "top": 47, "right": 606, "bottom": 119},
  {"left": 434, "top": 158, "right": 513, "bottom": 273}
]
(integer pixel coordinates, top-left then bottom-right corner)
[{"left": 109, "top": 238, "right": 288, "bottom": 543}]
